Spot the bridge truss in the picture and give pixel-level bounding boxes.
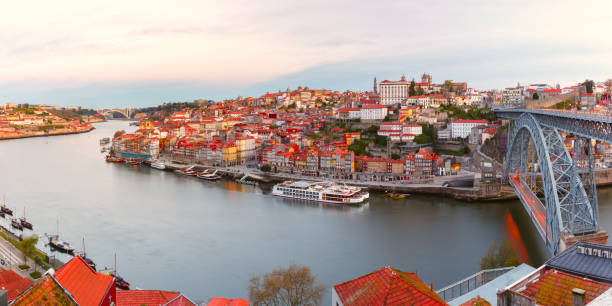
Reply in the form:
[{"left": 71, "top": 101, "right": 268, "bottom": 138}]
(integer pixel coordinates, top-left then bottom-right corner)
[{"left": 498, "top": 109, "right": 607, "bottom": 255}]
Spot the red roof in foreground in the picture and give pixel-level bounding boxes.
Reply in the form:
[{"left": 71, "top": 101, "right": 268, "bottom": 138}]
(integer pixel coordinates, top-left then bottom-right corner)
[
  {"left": 12, "top": 275, "right": 77, "bottom": 305},
  {"left": 460, "top": 295, "right": 491, "bottom": 306},
  {"left": 54, "top": 256, "right": 116, "bottom": 305},
  {"left": 117, "top": 290, "right": 180, "bottom": 305},
  {"left": 207, "top": 297, "right": 250, "bottom": 306},
  {"left": 519, "top": 269, "right": 610, "bottom": 305},
  {"left": 0, "top": 269, "right": 33, "bottom": 301},
  {"left": 333, "top": 266, "right": 446, "bottom": 305},
  {"left": 165, "top": 295, "right": 198, "bottom": 306}
]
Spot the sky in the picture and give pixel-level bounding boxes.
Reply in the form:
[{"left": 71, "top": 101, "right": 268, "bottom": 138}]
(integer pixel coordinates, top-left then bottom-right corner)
[{"left": 1, "top": 0, "right": 612, "bottom": 108}]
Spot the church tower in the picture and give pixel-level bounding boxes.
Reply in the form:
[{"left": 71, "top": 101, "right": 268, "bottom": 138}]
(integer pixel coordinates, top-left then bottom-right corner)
[{"left": 373, "top": 77, "right": 378, "bottom": 94}]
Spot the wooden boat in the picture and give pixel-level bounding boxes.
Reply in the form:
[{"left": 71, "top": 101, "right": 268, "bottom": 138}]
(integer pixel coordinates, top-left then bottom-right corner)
[
  {"left": 11, "top": 219, "right": 23, "bottom": 230},
  {"left": 47, "top": 219, "right": 74, "bottom": 253},
  {"left": 1, "top": 196, "right": 12, "bottom": 215},
  {"left": 150, "top": 160, "right": 166, "bottom": 170},
  {"left": 106, "top": 155, "right": 125, "bottom": 163},
  {"left": 114, "top": 274, "right": 130, "bottom": 290},
  {"left": 127, "top": 159, "right": 142, "bottom": 166},
  {"left": 20, "top": 207, "right": 33, "bottom": 230},
  {"left": 385, "top": 193, "right": 410, "bottom": 199},
  {"left": 80, "top": 239, "right": 96, "bottom": 271},
  {"left": 49, "top": 236, "right": 75, "bottom": 253},
  {"left": 197, "top": 170, "right": 221, "bottom": 181}
]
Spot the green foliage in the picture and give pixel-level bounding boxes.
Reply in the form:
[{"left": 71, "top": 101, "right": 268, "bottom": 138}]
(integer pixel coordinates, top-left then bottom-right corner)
[
  {"left": 479, "top": 240, "right": 520, "bottom": 270},
  {"left": 391, "top": 153, "right": 401, "bottom": 160},
  {"left": 435, "top": 148, "right": 466, "bottom": 156},
  {"left": 409, "top": 80, "right": 416, "bottom": 96},
  {"left": 18, "top": 235, "right": 39, "bottom": 264},
  {"left": 288, "top": 102, "right": 296, "bottom": 109},
  {"left": 414, "top": 134, "right": 432, "bottom": 144},
  {"left": 439, "top": 105, "right": 495, "bottom": 121},
  {"left": 374, "top": 135, "right": 387, "bottom": 147},
  {"left": 18, "top": 264, "right": 30, "bottom": 270},
  {"left": 29, "top": 271, "right": 42, "bottom": 279},
  {"left": 532, "top": 92, "right": 539, "bottom": 100},
  {"left": 348, "top": 139, "right": 369, "bottom": 156},
  {"left": 260, "top": 164, "right": 271, "bottom": 172},
  {"left": 366, "top": 125, "right": 379, "bottom": 134},
  {"left": 416, "top": 86, "right": 425, "bottom": 96}
]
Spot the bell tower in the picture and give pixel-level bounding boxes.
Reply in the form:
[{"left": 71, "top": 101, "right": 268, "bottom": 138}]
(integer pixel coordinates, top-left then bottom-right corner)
[{"left": 373, "top": 77, "right": 378, "bottom": 94}]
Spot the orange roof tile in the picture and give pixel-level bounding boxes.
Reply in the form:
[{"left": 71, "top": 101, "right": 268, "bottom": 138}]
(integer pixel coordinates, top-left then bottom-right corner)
[
  {"left": 54, "top": 256, "right": 116, "bottom": 305},
  {"left": 333, "top": 266, "right": 446, "bottom": 305},
  {"left": 460, "top": 295, "right": 491, "bottom": 306},
  {"left": 207, "top": 297, "right": 250, "bottom": 306},
  {"left": 0, "top": 269, "right": 33, "bottom": 301},
  {"left": 12, "top": 274, "right": 77, "bottom": 305},
  {"left": 117, "top": 289, "right": 180, "bottom": 305},
  {"left": 519, "top": 269, "right": 610, "bottom": 305},
  {"left": 165, "top": 295, "right": 198, "bottom": 306}
]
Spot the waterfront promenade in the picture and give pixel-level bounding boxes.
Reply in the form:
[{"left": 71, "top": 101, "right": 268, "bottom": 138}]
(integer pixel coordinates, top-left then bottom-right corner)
[{"left": 0, "top": 125, "right": 95, "bottom": 140}]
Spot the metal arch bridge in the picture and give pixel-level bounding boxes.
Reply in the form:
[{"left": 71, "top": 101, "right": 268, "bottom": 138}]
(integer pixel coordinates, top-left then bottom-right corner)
[
  {"left": 494, "top": 108, "right": 612, "bottom": 255},
  {"left": 99, "top": 108, "right": 132, "bottom": 119}
]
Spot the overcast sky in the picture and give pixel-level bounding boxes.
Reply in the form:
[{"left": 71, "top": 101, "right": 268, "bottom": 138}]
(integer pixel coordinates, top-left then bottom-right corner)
[{"left": 1, "top": 0, "right": 611, "bottom": 108}]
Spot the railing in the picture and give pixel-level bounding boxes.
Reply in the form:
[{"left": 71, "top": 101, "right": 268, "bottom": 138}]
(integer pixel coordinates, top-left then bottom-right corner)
[{"left": 435, "top": 266, "right": 515, "bottom": 302}]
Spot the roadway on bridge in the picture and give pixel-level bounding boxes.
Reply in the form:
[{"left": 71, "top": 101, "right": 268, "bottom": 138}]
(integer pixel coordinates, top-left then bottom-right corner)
[{"left": 509, "top": 175, "right": 550, "bottom": 243}]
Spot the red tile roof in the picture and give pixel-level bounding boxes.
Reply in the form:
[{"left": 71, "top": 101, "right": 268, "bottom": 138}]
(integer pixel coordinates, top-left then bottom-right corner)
[
  {"left": 460, "top": 295, "right": 490, "bottom": 306},
  {"left": 519, "top": 269, "right": 610, "bottom": 305},
  {"left": 117, "top": 290, "right": 180, "bottom": 305},
  {"left": 0, "top": 269, "right": 33, "bottom": 301},
  {"left": 453, "top": 119, "right": 489, "bottom": 124},
  {"left": 54, "top": 256, "right": 116, "bottom": 305},
  {"left": 12, "top": 274, "right": 77, "bottom": 305},
  {"left": 333, "top": 266, "right": 446, "bottom": 305},
  {"left": 207, "top": 297, "right": 250, "bottom": 306},
  {"left": 164, "top": 294, "right": 198, "bottom": 306}
]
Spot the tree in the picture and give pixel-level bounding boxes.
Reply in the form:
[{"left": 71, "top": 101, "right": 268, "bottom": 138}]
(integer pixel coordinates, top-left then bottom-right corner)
[
  {"left": 409, "top": 79, "right": 416, "bottom": 96},
  {"left": 532, "top": 92, "right": 539, "bottom": 100},
  {"left": 113, "top": 130, "right": 126, "bottom": 138},
  {"left": 414, "top": 134, "right": 432, "bottom": 144},
  {"left": 34, "top": 256, "right": 44, "bottom": 273},
  {"left": 391, "top": 153, "right": 401, "bottom": 160},
  {"left": 416, "top": 86, "right": 425, "bottom": 96},
  {"left": 260, "top": 164, "right": 272, "bottom": 172},
  {"left": 348, "top": 139, "right": 368, "bottom": 156},
  {"left": 584, "top": 79, "right": 594, "bottom": 94},
  {"left": 18, "top": 235, "right": 39, "bottom": 266},
  {"left": 249, "top": 264, "right": 325, "bottom": 306},
  {"left": 479, "top": 240, "right": 520, "bottom": 270},
  {"left": 365, "top": 125, "right": 379, "bottom": 135},
  {"left": 444, "top": 80, "right": 453, "bottom": 92}
]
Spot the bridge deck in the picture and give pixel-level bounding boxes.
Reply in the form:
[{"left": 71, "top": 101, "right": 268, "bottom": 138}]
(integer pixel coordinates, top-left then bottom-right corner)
[{"left": 509, "top": 175, "right": 550, "bottom": 243}]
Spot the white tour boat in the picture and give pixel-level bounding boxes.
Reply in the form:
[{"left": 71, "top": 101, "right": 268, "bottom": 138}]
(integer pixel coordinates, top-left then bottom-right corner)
[{"left": 272, "top": 181, "right": 369, "bottom": 204}]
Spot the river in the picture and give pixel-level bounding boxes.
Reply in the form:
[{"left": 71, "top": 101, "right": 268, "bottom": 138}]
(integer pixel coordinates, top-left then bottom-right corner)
[{"left": 0, "top": 121, "right": 610, "bottom": 302}]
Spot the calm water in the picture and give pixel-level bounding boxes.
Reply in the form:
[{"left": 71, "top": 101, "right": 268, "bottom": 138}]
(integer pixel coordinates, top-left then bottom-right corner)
[{"left": 0, "top": 121, "right": 610, "bottom": 301}]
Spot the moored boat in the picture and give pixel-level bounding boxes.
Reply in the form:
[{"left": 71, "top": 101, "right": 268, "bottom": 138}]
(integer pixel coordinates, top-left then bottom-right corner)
[
  {"left": 150, "top": 160, "right": 166, "bottom": 170},
  {"left": 197, "top": 169, "right": 221, "bottom": 181},
  {"left": 127, "top": 159, "right": 142, "bottom": 166},
  {"left": 385, "top": 192, "right": 410, "bottom": 199},
  {"left": 106, "top": 155, "right": 125, "bottom": 163},
  {"left": 1, "top": 196, "right": 13, "bottom": 215},
  {"left": 272, "top": 181, "right": 369, "bottom": 204},
  {"left": 20, "top": 207, "right": 33, "bottom": 230},
  {"left": 11, "top": 218, "right": 23, "bottom": 230},
  {"left": 114, "top": 274, "right": 130, "bottom": 290},
  {"left": 48, "top": 235, "right": 75, "bottom": 253}
]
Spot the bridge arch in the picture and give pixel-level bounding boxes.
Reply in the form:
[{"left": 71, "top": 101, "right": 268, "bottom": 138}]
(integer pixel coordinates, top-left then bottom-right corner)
[{"left": 504, "top": 113, "right": 597, "bottom": 255}]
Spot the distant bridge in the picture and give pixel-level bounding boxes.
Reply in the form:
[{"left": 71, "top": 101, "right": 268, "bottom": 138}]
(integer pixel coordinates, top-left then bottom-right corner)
[
  {"left": 98, "top": 108, "right": 133, "bottom": 119},
  {"left": 495, "top": 107, "right": 611, "bottom": 255}
]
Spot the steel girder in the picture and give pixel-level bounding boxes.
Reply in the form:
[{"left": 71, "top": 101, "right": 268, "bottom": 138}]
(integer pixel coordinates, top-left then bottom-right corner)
[
  {"left": 504, "top": 113, "right": 598, "bottom": 255},
  {"left": 496, "top": 109, "right": 612, "bottom": 143}
]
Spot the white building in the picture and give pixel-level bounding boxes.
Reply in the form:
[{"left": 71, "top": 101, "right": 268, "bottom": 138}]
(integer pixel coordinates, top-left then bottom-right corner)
[
  {"left": 360, "top": 105, "right": 388, "bottom": 120},
  {"left": 377, "top": 122, "right": 403, "bottom": 136},
  {"left": 379, "top": 75, "right": 409, "bottom": 105},
  {"left": 451, "top": 119, "right": 489, "bottom": 139},
  {"left": 338, "top": 107, "right": 361, "bottom": 119},
  {"left": 402, "top": 124, "right": 422, "bottom": 136},
  {"left": 502, "top": 88, "right": 524, "bottom": 106}
]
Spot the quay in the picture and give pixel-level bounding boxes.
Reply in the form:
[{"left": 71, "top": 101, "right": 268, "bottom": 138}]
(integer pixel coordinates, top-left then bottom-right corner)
[{"left": 150, "top": 160, "right": 517, "bottom": 201}]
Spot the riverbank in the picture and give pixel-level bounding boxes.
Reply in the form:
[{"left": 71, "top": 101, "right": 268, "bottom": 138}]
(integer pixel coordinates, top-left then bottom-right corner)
[{"left": 0, "top": 125, "right": 95, "bottom": 140}]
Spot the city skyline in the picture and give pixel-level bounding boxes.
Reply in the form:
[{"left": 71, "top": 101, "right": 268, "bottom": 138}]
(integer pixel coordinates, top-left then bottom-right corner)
[{"left": 2, "top": 0, "right": 612, "bottom": 108}]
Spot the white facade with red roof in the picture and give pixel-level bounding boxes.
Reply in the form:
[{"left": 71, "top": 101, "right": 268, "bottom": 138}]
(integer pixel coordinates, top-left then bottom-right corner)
[
  {"left": 379, "top": 75, "right": 409, "bottom": 105},
  {"left": 360, "top": 105, "right": 388, "bottom": 120},
  {"left": 451, "top": 119, "right": 489, "bottom": 139}
]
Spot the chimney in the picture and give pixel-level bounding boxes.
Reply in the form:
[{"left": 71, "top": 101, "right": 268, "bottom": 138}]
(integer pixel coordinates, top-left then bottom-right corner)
[
  {"left": 572, "top": 288, "right": 585, "bottom": 306},
  {"left": 0, "top": 290, "right": 7, "bottom": 306}
]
